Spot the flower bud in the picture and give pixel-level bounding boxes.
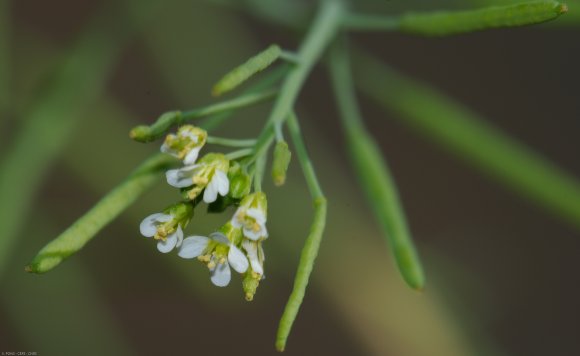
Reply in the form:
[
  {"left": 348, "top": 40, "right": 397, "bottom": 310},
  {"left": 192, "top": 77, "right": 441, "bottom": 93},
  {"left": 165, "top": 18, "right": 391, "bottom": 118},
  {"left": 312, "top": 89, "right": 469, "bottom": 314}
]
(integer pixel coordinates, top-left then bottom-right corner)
[
  {"left": 271, "top": 140, "right": 291, "bottom": 186},
  {"left": 161, "top": 125, "right": 207, "bottom": 165},
  {"left": 228, "top": 162, "right": 251, "bottom": 199},
  {"left": 242, "top": 270, "right": 261, "bottom": 301}
]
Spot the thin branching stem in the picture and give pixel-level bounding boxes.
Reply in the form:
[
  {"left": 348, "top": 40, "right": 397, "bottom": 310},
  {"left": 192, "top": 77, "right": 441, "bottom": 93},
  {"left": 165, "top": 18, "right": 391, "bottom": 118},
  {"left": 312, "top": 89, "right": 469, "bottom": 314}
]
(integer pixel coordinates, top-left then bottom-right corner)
[
  {"left": 130, "top": 89, "right": 278, "bottom": 142},
  {"left": 207, "top": 136, "right": 256, "bottom": 147},
  {"left": 225, "top": 148, "right": 253, "bottom": 160},
  {"left": 251, "top": 0, "right": 345, "bottom": 164}
]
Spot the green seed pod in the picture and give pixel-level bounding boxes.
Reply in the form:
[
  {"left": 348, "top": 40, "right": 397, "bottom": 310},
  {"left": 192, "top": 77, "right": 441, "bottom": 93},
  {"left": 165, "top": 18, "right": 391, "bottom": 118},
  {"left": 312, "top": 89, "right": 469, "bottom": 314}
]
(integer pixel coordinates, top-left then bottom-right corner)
[
  {"left": 400, "top": 1, "right": 567, "bottom": 36},
  {"left": 212, "top": 44, "right": 282, "bottom": 96},
  {"left": 272, "top": 140, "right": 292, "bottom": 186},
  {"left": 348, "top": 129, "right": 425, "bottom": 290}
]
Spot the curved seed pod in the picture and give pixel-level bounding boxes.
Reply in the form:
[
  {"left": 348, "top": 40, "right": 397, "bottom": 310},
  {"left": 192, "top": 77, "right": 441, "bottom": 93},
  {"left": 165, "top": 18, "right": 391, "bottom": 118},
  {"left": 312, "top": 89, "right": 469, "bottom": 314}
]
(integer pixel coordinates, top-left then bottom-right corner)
[
  {"left": 347, "top": 129, "right": 425, "bottom": 290},
  {"left": 212, "top": 44, "right": 282, "bottom": 96},
  {"left": 329, "top": 38, "right": 425, "bottom": 290},
  {"left": 400, "top": 1, "right": 568, "bottom": 36}
]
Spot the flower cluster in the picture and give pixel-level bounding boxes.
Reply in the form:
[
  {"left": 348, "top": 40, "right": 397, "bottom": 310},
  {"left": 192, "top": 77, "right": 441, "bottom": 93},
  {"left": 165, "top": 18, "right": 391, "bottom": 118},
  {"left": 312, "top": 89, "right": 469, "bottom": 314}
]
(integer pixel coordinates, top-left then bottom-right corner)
[{"left": 139, "top": 125, "right": 269, "bottom": 300}]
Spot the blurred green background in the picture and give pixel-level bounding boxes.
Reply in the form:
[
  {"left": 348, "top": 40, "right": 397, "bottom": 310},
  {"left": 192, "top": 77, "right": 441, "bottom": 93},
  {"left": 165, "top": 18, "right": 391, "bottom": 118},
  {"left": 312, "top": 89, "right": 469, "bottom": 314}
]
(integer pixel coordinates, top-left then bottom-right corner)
[{"left": 1, "top": 1, "right": 579, "bottom": 355}]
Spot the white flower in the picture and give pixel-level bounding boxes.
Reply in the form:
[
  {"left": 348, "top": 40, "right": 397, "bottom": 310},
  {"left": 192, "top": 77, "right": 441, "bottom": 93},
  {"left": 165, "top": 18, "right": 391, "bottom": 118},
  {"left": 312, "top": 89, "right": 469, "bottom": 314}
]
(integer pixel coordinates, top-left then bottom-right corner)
[
  {"left": 231, "top": 192, "right": 268, "bottom": 241},
  {"left": 166, "top": 153, "right": 230, "bottom": 203},
  {"left": 178, "top": 232, "right": 249, "bottom": 287},
  {"left": 140, "top": 213, "right": 184, "bottom": 253},
  {"left": 161, "top": 125, "right": 207, "bottom": 165},
  {"left": 242, "top": 239, "right": 265, "bottom": 276}
]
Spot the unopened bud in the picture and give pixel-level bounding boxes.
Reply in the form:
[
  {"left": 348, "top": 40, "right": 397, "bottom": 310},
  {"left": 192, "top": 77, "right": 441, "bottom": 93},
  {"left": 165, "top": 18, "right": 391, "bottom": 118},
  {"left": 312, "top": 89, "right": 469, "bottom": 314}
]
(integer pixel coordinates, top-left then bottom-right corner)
[
  {"left": 272, "top": 141, "right": 291, "bottom": 186},
  {"left": 228, "top": 162, "right": 251, "bottom": 199}
]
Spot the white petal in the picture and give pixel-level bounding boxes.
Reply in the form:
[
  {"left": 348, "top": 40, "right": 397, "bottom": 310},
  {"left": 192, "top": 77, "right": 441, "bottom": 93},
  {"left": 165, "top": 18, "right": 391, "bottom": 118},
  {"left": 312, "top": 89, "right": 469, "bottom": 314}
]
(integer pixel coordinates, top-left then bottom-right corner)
[
  {"left": 160, "top": 142, "right": 175, "bottom": 155},
  {"left": 246, "top": 208, "right": 266, "bottom": 224},
  {"left": 175, "top": 225, "right": 184, "bottom": 248},
  {"left": 228, "top": 245, "right": 249, "bottom": 273},
  {"left": 183, "top": 147, "right": 201, "bottom": 165},
  {"left": 139, "top": 213, "right": 171, "bottom": 237},
  {"left": 214, "top": 170, "right": 230, "bottom": 196},
  {"left": 230, "top": 209, "right": 243, "bottom": 229},
  {"left": 242, "top": 240, "right": 263, "bottom": 275},
  {"left": 178, "top": 236, "right": 209, "bottom": 259},
  {"left": 260, "top": 225, "right": 269, "bottom": 239},
  {"left": 210, "top": 261, "right": 231, "bottom": 287},
  {"left": 258, "top": 243, "right": 265, "bottom": 263},
  {"left": 209, "top": 232, "right": 230, "bottom": 245},
  {"left": 157, "top": 233, "right": 178, "bottom": 253},
  {"left": 243, "top": 227, "right": 262, "bottom": 241},
  {"left": 166, "top": 165, "right": 198, "bottom": 188},
  {"left": 203, "top": 180, "right": 218, "bottom": 203}
]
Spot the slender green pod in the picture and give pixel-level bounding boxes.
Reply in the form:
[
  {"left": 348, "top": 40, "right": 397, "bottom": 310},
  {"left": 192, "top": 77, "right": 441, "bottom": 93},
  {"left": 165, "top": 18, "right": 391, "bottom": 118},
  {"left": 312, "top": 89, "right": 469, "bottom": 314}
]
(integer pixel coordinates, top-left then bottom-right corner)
[
  {"left": 329, "top": 39, "right": 425, "bottom": 290},
  {"left": 345, "top": 128, "right": 425, "bottom": 290},
  {"left": 0, "top": 0, "right": 162, "bottom": 278},
  {"left": 353, "top": 50, "right": 580, "bottom": 230},
  {"left": 399, "top": 1, "right": 567, "bottom": 36},
  {"left": 25, "top": 154, "right": 176, "bottom": 274},
  {"left": 276, "top": 113, "right": 327, "bottom": 352},
  {"left": 212, "top": 44, "right": 282, "bottom": 96}
]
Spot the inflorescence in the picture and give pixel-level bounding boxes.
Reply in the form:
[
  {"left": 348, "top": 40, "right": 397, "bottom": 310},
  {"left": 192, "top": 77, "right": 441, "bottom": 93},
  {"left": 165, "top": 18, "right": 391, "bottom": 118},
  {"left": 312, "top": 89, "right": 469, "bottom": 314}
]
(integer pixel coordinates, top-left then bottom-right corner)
[{"left": 140, "top": 125, "right": 268, "bottom": 300}]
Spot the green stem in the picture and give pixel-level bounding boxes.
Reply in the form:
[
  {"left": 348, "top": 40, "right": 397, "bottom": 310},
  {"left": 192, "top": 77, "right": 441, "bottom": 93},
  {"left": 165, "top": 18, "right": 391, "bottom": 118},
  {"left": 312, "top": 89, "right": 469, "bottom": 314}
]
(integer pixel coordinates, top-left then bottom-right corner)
[
  {"left": 353, "top": 50, "right": 580, "bottom": 230},
  {"left": 342, "top": 14, "right": 400, "bottom": 31},
  {"left": 200, "top": 65, "right": 290, "bottom": 132},
  {"left": 253, "top": 153, "right": 267, "bottom": 192},
  {"left": 276, "top": 113, "right": 327, "bottom": 352},
  {"left": 225, "top": 148, "right": 253, "bottom": 160},
  {"left": 279, "top": 50, "right": 301, "bottom": 64},
  {"left": 207, "top": 136, "right": 256, "bottom": 147},
  {"left": 130, "top": 89, "right": 278, "bottom": 142},
  {"left": 251, "top": 0, "right": 345, "bottom": 162},
  {"left": 328, "top": 38, "right": 425, "bottom": 290},
  {"left": 25, "top": 154, "right": 176, "bottom": 274}
]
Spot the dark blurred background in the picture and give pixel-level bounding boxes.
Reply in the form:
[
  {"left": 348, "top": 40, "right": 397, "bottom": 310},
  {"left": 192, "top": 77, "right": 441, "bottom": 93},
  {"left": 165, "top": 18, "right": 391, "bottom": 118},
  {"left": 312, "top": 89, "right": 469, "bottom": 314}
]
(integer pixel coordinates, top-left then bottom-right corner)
[{"left": 1, "top": 1, "right": 579, "bottom": 355}]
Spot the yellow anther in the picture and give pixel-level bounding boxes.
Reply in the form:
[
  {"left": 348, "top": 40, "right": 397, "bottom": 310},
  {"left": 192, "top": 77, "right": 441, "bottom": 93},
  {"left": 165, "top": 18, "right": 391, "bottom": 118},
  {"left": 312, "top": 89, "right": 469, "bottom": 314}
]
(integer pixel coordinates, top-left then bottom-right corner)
[
  {"left": 207, "top": 261, "right": 216, "bottom": 269},
  {"left": 193, "top": 176, "right": 208, "bottom": 185},
  {"left": 219, "top": 257, "right": 226, "bottom": 264},
  {"left": 187, "top": 186, "right": 203, "bottom": 200},
  {"left": 198, "top": 254, "right": 211, "bottom": 263},
  {"left": 252, "top": 222, "right": 260, "bottom": 232}
]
